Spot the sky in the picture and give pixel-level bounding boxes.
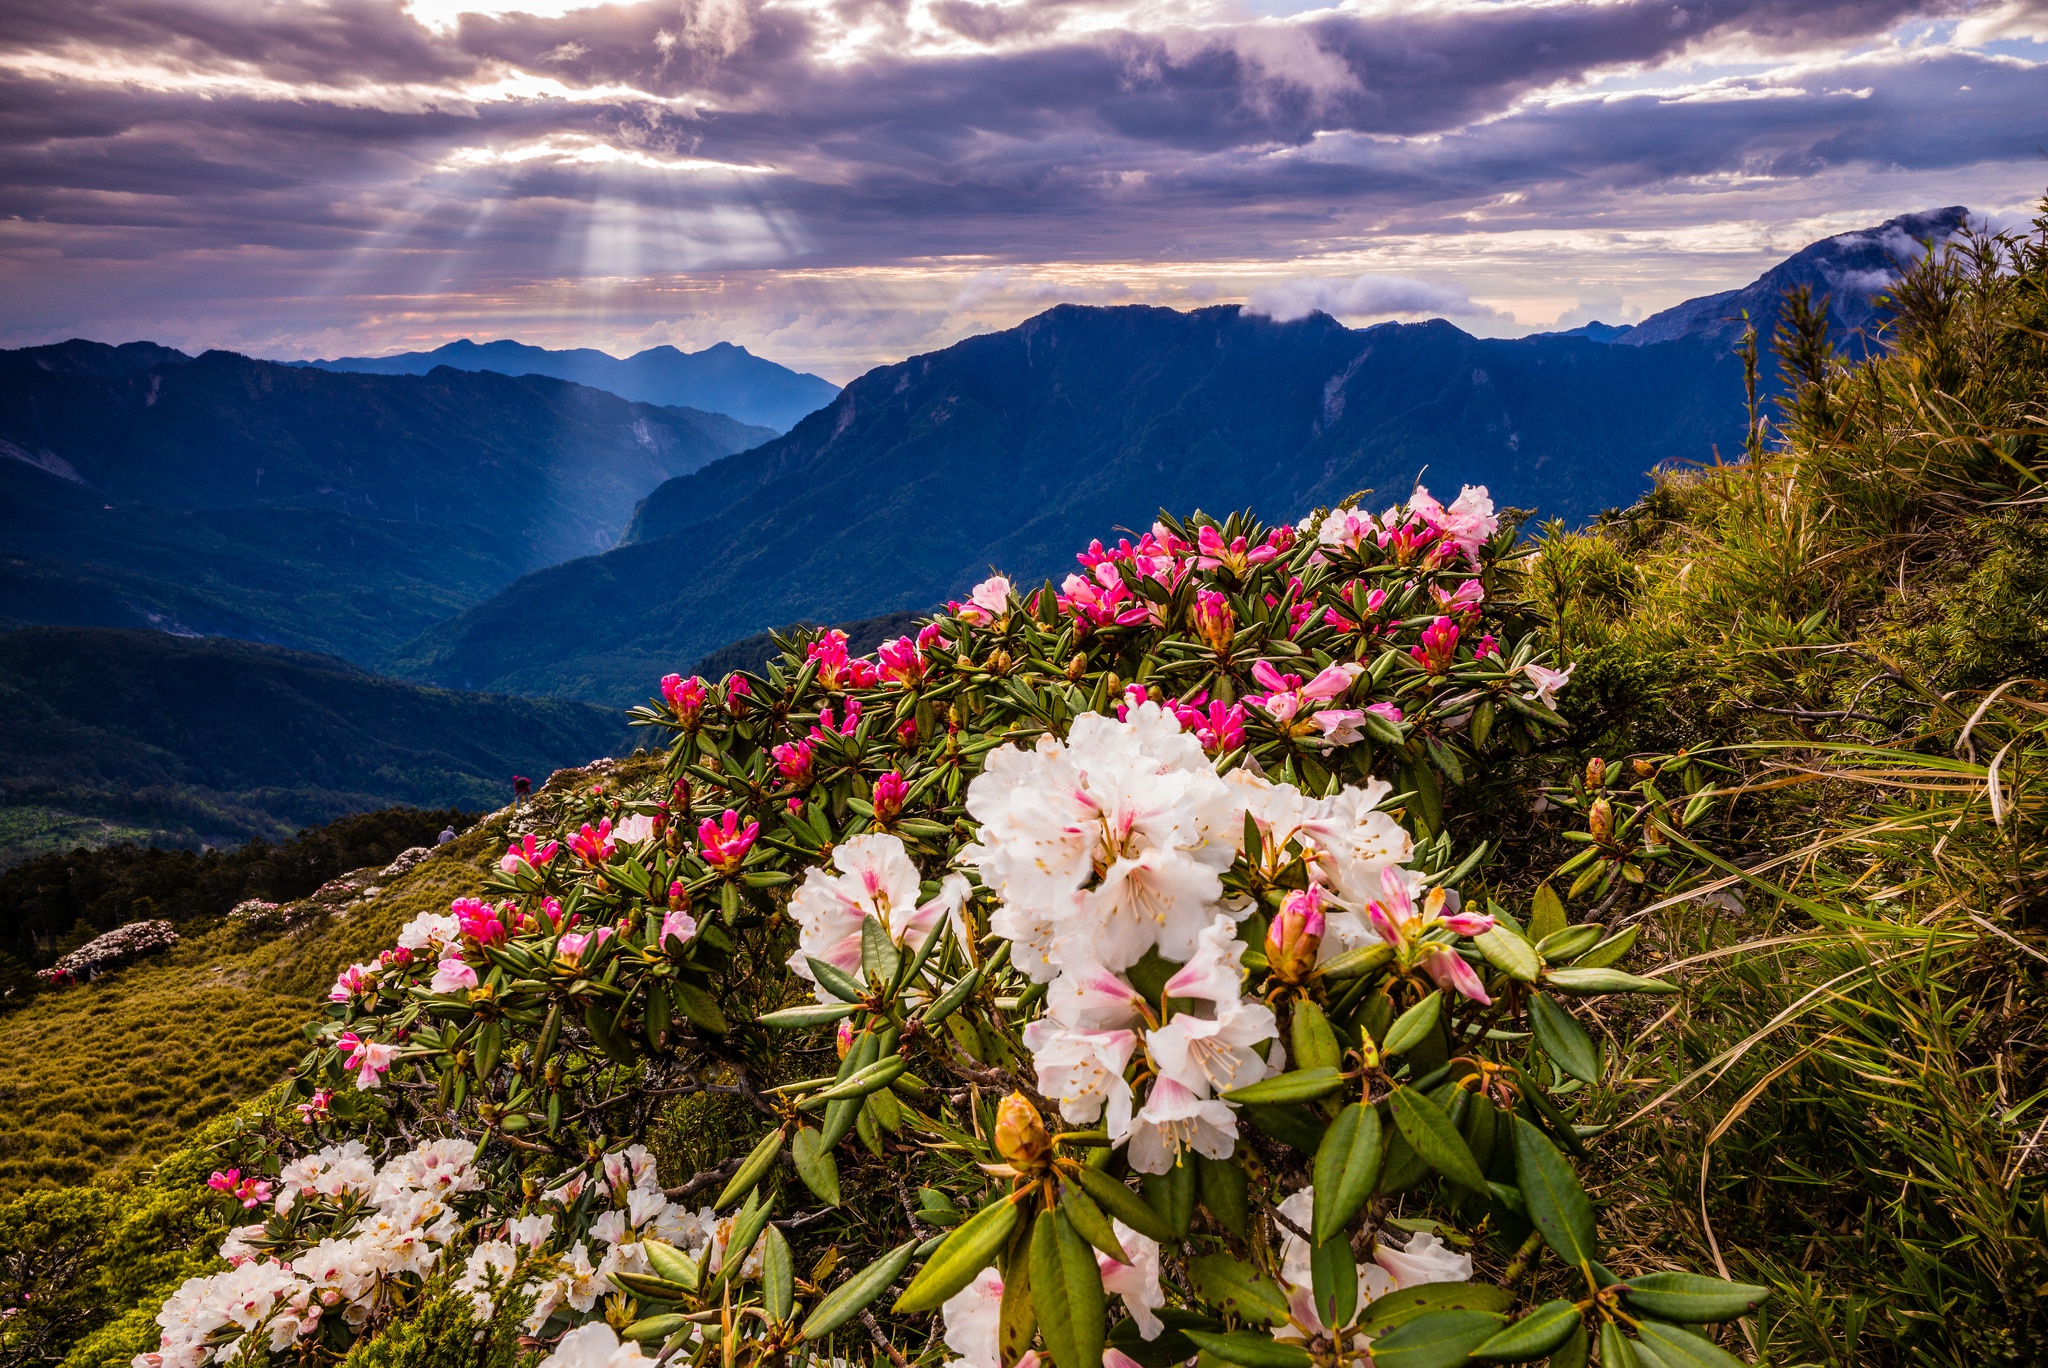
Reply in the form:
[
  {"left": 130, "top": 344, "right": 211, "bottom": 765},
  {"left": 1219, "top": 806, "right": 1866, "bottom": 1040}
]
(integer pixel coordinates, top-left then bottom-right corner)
[{"left": 2, "top": 0, "right": 2045, "bottom": 382}]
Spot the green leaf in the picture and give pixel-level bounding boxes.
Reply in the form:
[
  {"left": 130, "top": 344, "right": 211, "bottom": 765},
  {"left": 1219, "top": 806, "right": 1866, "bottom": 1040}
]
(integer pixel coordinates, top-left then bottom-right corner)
[
  {"left": 921, "top": 966, "right": 983, "bottom": 1026},
  {"left": 1186, "top": 1252, "right": 1292, "bottom": 1326},
  {"left": 894, "top": 1192, "right": 1022, "bottom": 1313},
  {"left": 756, "top": 1002, "right": 857, "bottom": 1030},
  {"left": 1368, "top": 1308, "right": 1512, "bottom": 1368},
  {"left": 1574, "top": 925, "right": 1639, "bottom": 969},
  {"left": 1180, "top": 1331, "right": 1312, "bottom": 1367},
  {"left": 1471, "top": 1299, "right": 1581, "bottom": 1361},
  {"left": 790, "top": 1126, "right": 841, "bottom": 1207},
  {"left": 860, "top": 917, "right": 901, "bottom": 988},
  {"left": 1621, "top": 1272, "right": 1771, "bottom": 1323},
  {"left": 1059, "top": 1179, "right": 1130, "bottom": 1264},
  {"left": 1527, "top": 993, "right": 1602, "bottom": 1085},
  {"left": 1599, "top": 1322, "right": 1641, "bottom": 1368},
  {"left": 762, "top": 1226, "right": 794, "bottom": 1324},
  {"left": 1195, "top": 1154, "right": 1251, "bottom": 1238},
  {"left": 800, "top": 1054, "right": 907, "bottom": 1107},
  {"left": 673, "top": 980, "right": 730, "bottom": 1033},
  {"left": 708, "top": 1192, "right": 773, "bottom": 1298},
  {"left": 1029, "top": 1207, "right": 1106, "bottom": 1368},
  {"left": 1550, "top": 1318, "right": 1591, "bottom": 1368},
  {"left": 1474, "top": 926, "right": 1542, "bottom": 983},
  {"left": 1358, "top": 1282, "right": 1516, "bottom": 1336},
  {"left": 1528, "top": 883, "right": 1567, "bottom": 942},
  {"left": 622, "top": 1314, "right": 692, "bottom": 1343},
  {"left": 1143, "top": 1157, "right": 1197, "bottom": 1238},
  {"left": 1310, "top": 1102, "right": 1384, "bottom": 1244},
  {"left": 1382, "top": 992, "right": 1444, "bottom": 1058},
  {"left": 1318, "top": 942, "right": 1395, "bottom": 980},
  {"left": 1511, "top": 1115, "right": 1598, "bottom": 1274},
  {"left": 1389, "top": 1085, "right": 1488, "bottom": 1194},
  {"left": 1289, "top": 1000, "right": 1342, "bottom": 1071},
  {"left": 801, "top": 1238, "right": 917, "bottom": 1340},
  {"left": 1310, "top": 1231, "right": 1356, "bottom": 1333},
  {"left": 611, "top": 1271, "right": 692, "bottom": 1303},
  {"left": 716, "top": 1127, "right": 786, "bottom": 1210},
  {"left": 1073, "top": 1166, "right": 1177, "bottom": 1243},
  {"left": 1221, "top": 1066, "right": 1345, "bottom": 1105},
  {"left": 1543, "top": 966, "right": 1678, "bottom": 996},
  {"left": 1632, "top": 1319, "right": 1749, "bottom": 1368},
  {"left": 806, "top": 956, "right": 867, "bottom": 1004},
  {"left": 1534, "top": 924, "right": 1601, "bottom": 962},
  {"left": 641, "top": 1240, "right": 700, "bottom": 1291}
]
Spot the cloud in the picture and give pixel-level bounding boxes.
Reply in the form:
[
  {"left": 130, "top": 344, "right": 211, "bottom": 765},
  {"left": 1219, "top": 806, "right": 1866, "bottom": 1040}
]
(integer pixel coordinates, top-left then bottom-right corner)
[{"left": 1244, "top": 274, "right": 1505, "bottom": 324}]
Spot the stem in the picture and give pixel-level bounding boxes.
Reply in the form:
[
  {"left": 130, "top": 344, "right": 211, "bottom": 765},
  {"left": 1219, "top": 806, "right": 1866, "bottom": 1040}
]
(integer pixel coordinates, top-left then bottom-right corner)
[{"left": 1501, "top": 1227, "right": 1545, "bottom": 1284}]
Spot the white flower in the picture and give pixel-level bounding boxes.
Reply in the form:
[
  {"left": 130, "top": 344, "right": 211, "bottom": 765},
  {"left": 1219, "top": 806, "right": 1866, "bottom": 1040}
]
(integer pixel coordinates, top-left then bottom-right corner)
[
  {"left": 787, "top": 835, "right": 968, "bottom": 1000},
  {"left": 1145, "top": 997, "right": 1277, "bottom": 1099},
  {"left": 1121, "top": 1076, "right": 1238, "bottom": 1174},
  {"left": 602, "top": 1144, "right": 661, "bottom": 1195},
  {"left": 1099, "top": 1222, "right": 1164, "bottom": 1340},
  {"left": 1523, "top": 662, "right": 1574, "bottom": 710},
  {"left": 1021, "top": 1019, "right": 1137, "bottom": 1131},
  {"left": 1317, "top": 507, "right": 1380, "bottom": 553},
  {"left": 395, "top": 912, "right": 460, "bottom": 954},
  {"left": 538, "top": 1323, "right": 649, "bottom": 1368},
  {"left": 560, "top": 1242, "right": 608, "bottom": 1312},
  {"left": 591, "top": 1210, "right": 630, "bottom": 1247},
  {"left": 964, "top": 706, "right": 1242, "bottom": 982},
  {"left": 1159, "top": 914, "right": 1249, "bottom": 1006},
  {"left": 955, "top": 575, "right": 1014, "bottom": 624},
  {"left": 1044, "top": 964, "right": 1145, "bottom": 1031},
  {"left": 1365, "top": 1230, "right": 1474, "bottom": 1300},
  {"left": 611, "top": 813, "right": 658, "bottom": 847},
  {"left": 940, "top": 1267, "right": 1004, "bottom": 1368},
  {"left": 510, "top": 1214, "right": 555, "bottom": 1248},
  {"left": 454, "top": 1241, "right": 519, "bottom": 1318}
]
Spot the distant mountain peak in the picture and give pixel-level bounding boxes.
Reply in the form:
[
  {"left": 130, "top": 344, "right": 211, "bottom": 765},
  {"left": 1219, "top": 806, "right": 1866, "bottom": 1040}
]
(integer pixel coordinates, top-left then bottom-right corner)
[
  {"left": 295, "top": 335, "right": 835, "bottom": 432},
  {"left": 1617, "top": 205, "right": 1970, "bottom": 351}
]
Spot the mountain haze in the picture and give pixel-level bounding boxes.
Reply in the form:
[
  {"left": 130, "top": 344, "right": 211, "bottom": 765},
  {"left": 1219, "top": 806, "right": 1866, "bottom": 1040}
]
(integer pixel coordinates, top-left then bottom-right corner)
[
  {"left": 300, "top": 338, "right": 840, "bottom": 432},
  {"left": 399, "top": 304, "right": 1749, "bottom": 703},
  {"left": 0, "top": 346, "right": 775, "bottom": 660}
]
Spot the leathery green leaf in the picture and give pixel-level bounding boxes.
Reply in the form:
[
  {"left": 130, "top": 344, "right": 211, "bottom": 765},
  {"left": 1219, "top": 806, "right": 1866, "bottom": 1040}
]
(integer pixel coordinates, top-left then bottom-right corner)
[
  {"left": 1632, "top": 1319, "right": 1749, "bottom": 1368},
  {"left": 1310, "top": 1102, "right": 1384, "bottom": 1244},
  {"left": 1058, "top": 1178, "right": 1129, "bottom": 1264},
  {"left": 1512, "top": 1115, "right": 1598, "bottom": 1275},
  {"left": 790, "top": 1125, "right": 841, "bottom": 1207},
  {"left": 1073, "top": 1166, "right": 1176, "bottom": 1243},
  {"left": 1186, "top": 1252, "right": 1291, "bottom": 1326},
  {"left": 1527, "top": 992, "right": 1602, "bottom": 1085},
  {"left": 1470, "top": 1299, "right": 1582, "bottom": 1361},
  {"left": 1621, "top": 1272, "right": 1770, "bottom": 1323},
  {"left": 1389, "top": 1085, "right": 1488, "bottom": 1194},
  {"left": 715, "top": 1126, "right": 786, "bottom": 1210},
  {"left": 1382, "top": 991, "right": 1444, "bottom": 1058},
  {"left": 893, "top": 1190, "right": 1021, "bottom": 1313},
  {"left": 762, "top": 1226, "right": 794, "bottom": 1324},
  {"left": 1029, "top": 1207, "right": 1106, "bottom": 1368},
  {"left": 801, "top": 1238, "right": 917, "bottom": 1341},
  {"left": 1368, "top": 1308, "right": 1511, "bottom": 1368}
]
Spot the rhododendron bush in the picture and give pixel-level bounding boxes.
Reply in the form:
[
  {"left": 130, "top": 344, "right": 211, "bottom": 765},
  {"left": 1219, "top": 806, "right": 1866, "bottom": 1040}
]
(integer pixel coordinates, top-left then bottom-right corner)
[{"left": 138, "top": 492, "right": 1768, "bottom": 1368}]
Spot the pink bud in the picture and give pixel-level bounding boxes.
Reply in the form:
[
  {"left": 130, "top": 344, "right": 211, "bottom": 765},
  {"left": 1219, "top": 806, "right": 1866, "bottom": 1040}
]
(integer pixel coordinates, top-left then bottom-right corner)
[
  {"left": 1265, "top": 887, "right": 1326, "bottom": 982},
  {"left": 872, "top": 771, "right": 909, "bottom": 823},
  {"left": 835, "top": 1018, "right": 855, "bottom": 1059}
]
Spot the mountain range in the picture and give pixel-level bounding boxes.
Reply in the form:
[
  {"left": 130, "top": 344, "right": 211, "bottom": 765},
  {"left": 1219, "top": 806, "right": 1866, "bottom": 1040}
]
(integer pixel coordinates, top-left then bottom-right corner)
[
  {"left": 297, "top": 339, "right": 840, "bottom": 433},
  {"left": 0, "top": 347, "right": 773, "bottom": 661}
]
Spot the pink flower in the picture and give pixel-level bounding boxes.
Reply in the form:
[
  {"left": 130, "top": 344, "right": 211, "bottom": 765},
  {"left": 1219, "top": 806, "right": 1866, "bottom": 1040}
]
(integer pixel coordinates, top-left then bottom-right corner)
[
  {"left": 452, "top": 896, "right": 509, "bottom": 947},
  {"left": 877, "top": 635, "right": 927, "bottom": 688},
  {"left": 1379, "top": 519, "right": 1440, "bottom": 565},
  {"left": 499, "top": 834, "right": 559, "bottom": 875},
  {"left": 1057, "top": 571, "right": 1149, "bottom": 629},
  {"left": 328, "top": 963, "right": 376, "bottom": 1003},
  {"left": 1524, "top": 661, "right": 1575, "bottom": 708},
  {"left": 951, "top": 574, "right": 1013, "bottom": 624},
  {"left": 207, "top": 1169, "right": 276, "bottom": 1209},
  {"left": 1317, "top": 507, "right": 1380, "bottom": 553},
  {"left": 1191, "top": 700, "right": 1246, "bottom": 754},
  {"left": 294, "top": 1089, "right": 333, "bottom": 1125},
  {"left": 1366, "top": 701, "right": 1404, "bottom": 726},
  {"left": 1191, "top": 589, "right": 1234, "bottom": 652},
  {"left": 337, "top": 1032, "right": 397, "bottom": 1090},
  {"left": 1363, "top": 869, "right": 1497, "bottom": 1005},
  {"left": 811, "top": 699, "right": 863, "bottom": 741},
  {"left": 1410, "top": 484, "right": 1498, "bottom": 564},
  {"left": 1299, "top": 661, "right": 1363, "bottom": 702},
  {"left": 871, "top": 771, "right": 909, "bottom": 824},
  {"left": 724, "top": 674, "right": 752, "bottom": 714},
  {"left": 568, "top": 818, "right": 617, "bottom": 864},
  {"left": 1310, "top": 708, "right": 1369, "bottom": 746},
  {"left": 1410, "top": 616, "right": 1460, "bottom": 674},
  {"left": 660, "top": 673, "right": 709, "bottom": 727},
  {"left": 896, "top": 716, "right": 920, "bottom": 746},
  {"left": 430, "top": 956, "right": 478, "bottom": 994},
  {"left": 1474, "top": 634, "right": 1501, "bottom": 660},
  {"left": 660, "top": 908, "right": 698, "bottom": 946},
  {"left": 772, "top": 739, "right": 816, "bottom": 786},
  {"left": 698, "top": 809, "right": 760, "bottom": 872},
  {"left": 556, "top": 927, "right": 613, "bottom": 964}
]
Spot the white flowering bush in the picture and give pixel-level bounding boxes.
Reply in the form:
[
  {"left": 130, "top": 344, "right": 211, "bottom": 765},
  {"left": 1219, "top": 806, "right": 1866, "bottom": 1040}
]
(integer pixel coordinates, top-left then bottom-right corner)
[
  {"left": 42, "top": 919, "right": 181, "bottom": 986},
  {"left": 135, "top": 491, "right": 1767, "bottom": 1368}
]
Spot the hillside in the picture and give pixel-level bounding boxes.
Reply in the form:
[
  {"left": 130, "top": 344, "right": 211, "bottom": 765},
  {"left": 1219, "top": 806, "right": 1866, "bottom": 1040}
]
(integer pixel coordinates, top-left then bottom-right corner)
[
  {"left": 396, "top": 304, "right": 1745, "bottom": 702},
  {"left": 0, "top": 347, "right": 774, "bottom": 661},
  {"left": 299, "top": 338, "right": 839, "bottom": 432},
  {"left": 0, "top": 628, "right": 631, "bottom": 864}
]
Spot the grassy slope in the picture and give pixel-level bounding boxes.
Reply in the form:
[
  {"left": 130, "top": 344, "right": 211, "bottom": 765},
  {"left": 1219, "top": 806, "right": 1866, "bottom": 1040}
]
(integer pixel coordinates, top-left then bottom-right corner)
[
  {"left": 1515, "top": 228, "right": 2048, "bottom": 1364},
  {"left": 0, "top": 627, "right": 631, "bottom": 863}
]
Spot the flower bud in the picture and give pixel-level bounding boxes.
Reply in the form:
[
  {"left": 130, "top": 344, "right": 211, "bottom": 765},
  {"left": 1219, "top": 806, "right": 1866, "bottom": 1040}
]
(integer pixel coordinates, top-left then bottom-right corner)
[
  {"left": 1067, "top": 653, "right": 1088, "bottom": 681},
  {"left": 993, "top": 1091, "right": 1054, "bottom": 1173},
  {"left": 872, "top": 771, "right": 909, "bottom": 824},
  {"left": 1265, "top": 887, "right": 1326, "bottom": 983},
  {"left": 1633, "top": 758, "right": 1656, "bottom": 779},
  {"left": 1585, "top": 756, "right": 1607, "bottom": 790},
  {"left": 1192, "top": 589, "right": 1236, "bottom": 653},
  {"left": 1588, "top": 796, "right": 1613, "bottom": 843},
  {"left": 835, "top": 1018, "right": 855, "bottom": 1060}
]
